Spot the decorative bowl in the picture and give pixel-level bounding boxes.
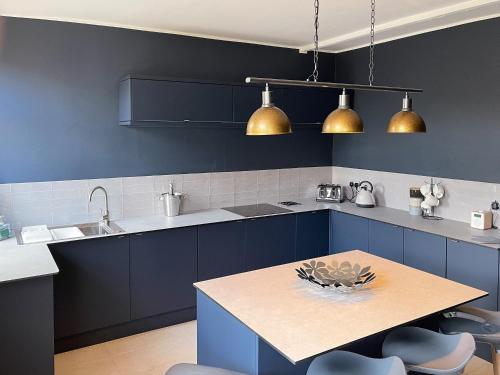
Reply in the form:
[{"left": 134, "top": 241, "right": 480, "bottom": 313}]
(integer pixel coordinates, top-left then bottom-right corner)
[{"left": 296, "top": 259, "right": 376, "bottom": 292}]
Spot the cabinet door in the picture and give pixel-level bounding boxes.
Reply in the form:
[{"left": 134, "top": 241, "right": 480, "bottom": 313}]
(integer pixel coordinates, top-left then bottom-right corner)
[
  {"left": 245, "top": 215, "right": 296, "bottom": 271},
  {"left": 198, "top": 220, "right": 246, "bottom": 281},
  {"left": 130, "top": 228, "right": 197, "bottom": 320},
  {"left": 50, "top": 235, "right": 130, "bottom": 339},
  {"left": 296, "top": 210, "right": 330, "bottom": 261},
  {"left": 233, "top": 85, "right": 285, "bottom": 123},
  {"left": 124, "top": 78, "right": 233, "bottom": 124},
  {"left": 284, "top": 87, "right": 339, "bottom": 124},
  {"left": 368, "top": 220, "right": 404, "bottom": 263},
  {"left": 404, "top": 229, "right": 446, "bottom": 277},
  {"left": 447, "top": 239, "right": 498, "bottom": 310},
  {"left": 330, "top": 211, "right": 369, "bottom": 254}
]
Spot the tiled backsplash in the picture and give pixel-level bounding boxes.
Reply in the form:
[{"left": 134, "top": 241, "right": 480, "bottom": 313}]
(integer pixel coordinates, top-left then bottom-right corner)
[
  {"left": 333, "top": 167, "right": 499, "bottom": 223},
  {"left": 3, "top": 165, "right": 496, "bottom": 229},
  {"left": 0, "top": 167, "right": 332, "bottom": 229}
]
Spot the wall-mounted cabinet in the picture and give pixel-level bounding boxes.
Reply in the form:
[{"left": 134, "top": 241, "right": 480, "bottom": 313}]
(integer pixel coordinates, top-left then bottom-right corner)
[
  {"left": 119, "top": 77, "right": 233, "bottom": 126},
  {"left": 119, "top": 76, "right": 340, "bottom": 127}
]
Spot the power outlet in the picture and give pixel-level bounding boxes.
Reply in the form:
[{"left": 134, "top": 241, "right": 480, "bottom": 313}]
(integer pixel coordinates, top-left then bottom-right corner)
[{"left": 492, "top": 200, "right": 499, "bottom": 211}]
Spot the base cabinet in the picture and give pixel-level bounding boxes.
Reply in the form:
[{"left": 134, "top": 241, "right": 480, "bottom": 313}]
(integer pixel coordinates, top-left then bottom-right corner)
[
  {"left": 404, "top": 229, "right": 446, "bottom": 277},
  {"left": 130, "top": 228, "right": 198, "bottom": 320},
  {"left": 368, "top": 221, "right": 404, "bottom": 263},
  {"left": 245, "top": 215, "right": 296, "bottom": 271},
  {"left": 0, "top": 277, "right": 54, "bottom": 375},
  {"left": 447, "top": 239, "right": 499, "bottom": 310},
  {"left": 50, "top": 235, "right": 130, "bottom": 339},
  {"left": 330, "top": 211, "right": 369, "bottom": 254},
  {"left": 296, "top": 210, "right": 330, "bottom": 261},
  {"left": 198, "top": 220, "right": 246, "bottom": 281}
]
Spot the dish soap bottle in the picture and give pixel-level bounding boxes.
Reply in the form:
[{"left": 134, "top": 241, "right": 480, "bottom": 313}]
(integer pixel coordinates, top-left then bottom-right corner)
[{"left": 0, "top": 216, "right": 12, "bottom": 240}]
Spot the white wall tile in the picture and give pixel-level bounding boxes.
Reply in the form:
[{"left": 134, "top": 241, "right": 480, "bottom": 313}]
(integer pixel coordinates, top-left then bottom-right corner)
[
  {"left": 11, "top": 181, "right": 52, "bottom": 193},
  {"left": 258, "top": 170, "right": 279, "bottom": 191},
  {"left": 235, "top": 191, "right": 258, "bottom": 206},
  {"left": 332, "top": 166, "right": 500, "bottom": 223},
  {"left": 209, "top": 194, "right": 234, "bottom": 209},
  {"left": 234, "top": 171, "right": 258, "bottom": 192},
  {"left": 210, "top": 172, "right": 234, "bottom": 196},
  {"left": 5, "top": 167, "right": 332, "bottom": 225}
]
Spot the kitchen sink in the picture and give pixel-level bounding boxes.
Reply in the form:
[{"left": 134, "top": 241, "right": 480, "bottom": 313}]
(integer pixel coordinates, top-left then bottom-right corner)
[
  {"left": 16, "top": 221, "right": 125, "bottom": 245},
  {"left": 75, "top": 222, "right": 124, "bottom": 237}
]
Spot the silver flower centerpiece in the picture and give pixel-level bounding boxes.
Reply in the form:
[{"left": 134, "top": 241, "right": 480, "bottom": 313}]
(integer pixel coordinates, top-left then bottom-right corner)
[{"left": 296, "top": 259, "right": 376, "bottom": 293}]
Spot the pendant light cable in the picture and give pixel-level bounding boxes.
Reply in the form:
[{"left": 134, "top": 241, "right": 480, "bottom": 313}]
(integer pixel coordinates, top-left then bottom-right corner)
[
  {"left": 369, "top": 0, "right": 376, "bottom": 86},
  {"left": 307, "top": 0, "right": 320, "bottom": 82}
]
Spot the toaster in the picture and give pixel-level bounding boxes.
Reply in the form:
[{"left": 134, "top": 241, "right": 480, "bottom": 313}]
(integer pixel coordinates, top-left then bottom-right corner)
[{"left": 316, "top": 184, "right": 344, "bottom": 203}]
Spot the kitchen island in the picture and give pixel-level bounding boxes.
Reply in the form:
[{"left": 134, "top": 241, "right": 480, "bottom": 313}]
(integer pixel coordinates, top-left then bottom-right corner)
[{"left": 195, "top": 250, "right": 486, "bottom": 375}]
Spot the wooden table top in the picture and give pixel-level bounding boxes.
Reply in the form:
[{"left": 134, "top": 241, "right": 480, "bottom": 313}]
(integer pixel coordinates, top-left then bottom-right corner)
[{"left": 194, "top": 250, "right": 487, "bottom": 364}]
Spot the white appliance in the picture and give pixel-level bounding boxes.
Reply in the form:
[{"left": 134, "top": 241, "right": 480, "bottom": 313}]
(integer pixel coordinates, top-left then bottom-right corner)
[
  {"left": 355, "top": 181, "right": 376, "bottom": 208},
  {"left": 471, "top": 210, "right": 493, "bottom": 230}
]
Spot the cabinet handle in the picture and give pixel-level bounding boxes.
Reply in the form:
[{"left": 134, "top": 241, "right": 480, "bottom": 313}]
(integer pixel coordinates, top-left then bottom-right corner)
[
  {"left": 117, "top": 235, "right": 126, "bottom": 239},
  {"left": 135, "top": 233, "right": 144, "bottom": 236},
  {"left": 392, "top": 225, "right": 399, "bottom": 228},
  {"left": 449, "top": 239, "right": 459, "bottom": 243},
  {"left": 405, "top": 228, "right": 415, "bottom": 232}
]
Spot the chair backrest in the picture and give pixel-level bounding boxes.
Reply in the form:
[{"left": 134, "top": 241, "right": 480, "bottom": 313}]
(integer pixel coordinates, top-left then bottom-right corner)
[{"left": 307, "top": 350, "right": 406, "bottom": 375}]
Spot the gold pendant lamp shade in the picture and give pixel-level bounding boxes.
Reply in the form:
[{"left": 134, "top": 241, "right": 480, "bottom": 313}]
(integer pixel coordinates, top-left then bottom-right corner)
[
  {"left": 246, "top": 84, "right": 291, "bottom": 136},
  {"left": 387, "top": 93, "right": 426, "bottom": 133},
  {"left": 322, "top": 89, "right": 364, "bottom": 134}
]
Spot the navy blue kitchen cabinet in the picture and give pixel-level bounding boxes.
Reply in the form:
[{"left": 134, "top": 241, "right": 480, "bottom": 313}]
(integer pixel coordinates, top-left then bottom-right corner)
[
  {"left": 0, "top": 276, "right": 54, "bottom": 375},
  {"left": 404, "top": 229, "right": 446, "bottom": 277},
  {"left": 368, "top": 220, "right": 404, "bottom": 263},
  {"left": 330, "top": 211, "right": 369, "bottom": 254},
  {"left": 119, "top": 77, "right": 233, "bottom": 126},
  {"left": 284, "top": 87, "right": 339, "bottom": 124},
  {"left": 198, "top": 220, "right": 246, "bottom": 281},
  {"left": 49, "top": 235, "right": 130, "bottom": 339},
  {"left": 232, "top": 85, "right": 286, "bottom": 123},
  {"left": 447, "top": 239, "right": 499, "bottom": 310},
  {"left": 245, "top": 214, "right": 296, "bottom": 271},
  {"left": 130, "top": 228, "right": 198, "bottom": 320},
  {"left": 296, "top": 210, "right": 330, "bottom": 261}
]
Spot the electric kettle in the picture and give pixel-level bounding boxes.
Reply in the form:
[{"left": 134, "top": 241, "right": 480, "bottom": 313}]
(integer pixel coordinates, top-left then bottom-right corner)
[{"left": 355, "top": 181, "right": 376, "bottom": 208}]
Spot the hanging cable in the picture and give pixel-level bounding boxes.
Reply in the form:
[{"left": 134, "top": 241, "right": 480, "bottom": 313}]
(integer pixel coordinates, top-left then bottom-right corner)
[
  {"left": 369, "top": 0, "right": 376, "bottom": 86},
  {"left": 307, "top": 0, "right": 320, "bottom": 82}
]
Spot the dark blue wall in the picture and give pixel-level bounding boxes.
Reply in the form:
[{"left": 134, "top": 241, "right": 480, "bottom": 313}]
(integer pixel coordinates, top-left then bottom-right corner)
[
  {"left": 334, "top": 17, "right": 500, "bottom": 183},
  {"left": 0, "top": 17, "right": 335, "bottom": 183}
]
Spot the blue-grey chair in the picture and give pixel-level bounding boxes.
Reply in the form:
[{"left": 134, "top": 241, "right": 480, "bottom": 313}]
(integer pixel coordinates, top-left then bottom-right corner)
[
  {"left": 382, "top": 326, "right": 475, "bottom": 374},
  {"left": 306, "top": 350, "right": 406, "bottom": 375},
  {"left": 165, "top": 364, "right": 247, "bottom": 375},
  {"left": 440, "top": 305, "right": 500, "bottom": 375}
]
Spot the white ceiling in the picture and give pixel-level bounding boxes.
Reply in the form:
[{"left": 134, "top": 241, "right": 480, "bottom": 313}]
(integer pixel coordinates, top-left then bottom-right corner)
[{"left": 1, "top": 0, "right": 499, "bottom": 52}]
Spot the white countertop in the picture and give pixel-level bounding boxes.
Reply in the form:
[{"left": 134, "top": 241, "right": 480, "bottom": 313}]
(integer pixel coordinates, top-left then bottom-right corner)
[{"left": 2, "top": 198, "right": 500, "bottom": 284}]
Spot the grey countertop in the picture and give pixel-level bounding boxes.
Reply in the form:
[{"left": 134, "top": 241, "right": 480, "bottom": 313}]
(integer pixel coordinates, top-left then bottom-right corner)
[{"left": 2, "top": 198, "right": 500, "bottom": 284}]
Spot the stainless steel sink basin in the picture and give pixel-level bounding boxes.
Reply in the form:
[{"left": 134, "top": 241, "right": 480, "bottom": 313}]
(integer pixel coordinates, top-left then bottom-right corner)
[{"left": 76, "top": 222, "right": 124, "bottom": 237}]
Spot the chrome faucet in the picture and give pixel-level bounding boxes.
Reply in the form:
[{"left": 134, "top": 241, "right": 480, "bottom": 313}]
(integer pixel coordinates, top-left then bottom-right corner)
[{"left": 89, "top": 186, "right": 110, "bottom": 225}]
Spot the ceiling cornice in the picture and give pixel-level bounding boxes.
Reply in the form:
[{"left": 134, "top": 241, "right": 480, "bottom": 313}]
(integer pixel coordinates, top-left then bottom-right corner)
[{"left": 299, "top": 0, "right": 500, "bottom": 53}]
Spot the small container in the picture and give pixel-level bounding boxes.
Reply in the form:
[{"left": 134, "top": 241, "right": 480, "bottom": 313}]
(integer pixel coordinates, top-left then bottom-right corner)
[
  {"left": 0, "top": 216, "right": 12, "bottom": 240},
  {"left": 160, "top": 192, "right": 183, "bottom": 217},
  {"left": 409, "top": 187, "right": 423, "bottom": 216}
]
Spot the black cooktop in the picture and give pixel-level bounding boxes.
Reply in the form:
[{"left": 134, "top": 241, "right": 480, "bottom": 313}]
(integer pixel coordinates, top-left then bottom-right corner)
[{"left": 222, "top": 203, "right": 292, "bottom": 218}]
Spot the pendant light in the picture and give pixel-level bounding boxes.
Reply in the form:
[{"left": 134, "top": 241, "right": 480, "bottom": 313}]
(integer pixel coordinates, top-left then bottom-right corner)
[
  {"left": 387, "top": 92, "right": 426, "bottom": 133},
  {"left": 244, "top": 0, "right": 425, "bottom": 135},
  {"left": 246, "top": 84, "right": 291, "bottom": 136},
  {"left": 322, "top": 89, "right": 363, "bottom": 133}
]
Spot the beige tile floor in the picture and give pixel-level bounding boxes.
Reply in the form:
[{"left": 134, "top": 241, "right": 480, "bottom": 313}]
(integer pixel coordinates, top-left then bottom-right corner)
[{"left": 55, "top": 320, "right": 493, "bottom": 375}]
